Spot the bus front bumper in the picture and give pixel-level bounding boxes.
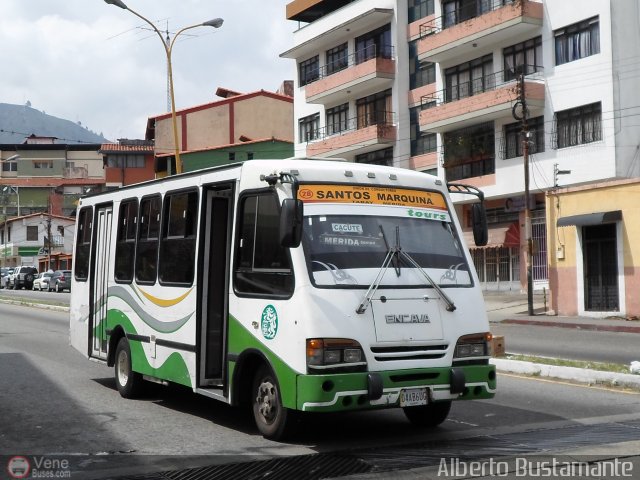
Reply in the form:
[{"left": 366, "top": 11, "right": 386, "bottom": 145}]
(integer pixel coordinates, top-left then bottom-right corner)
[{"left": 297, "top": 364, "right": 495, "bottom": 412}]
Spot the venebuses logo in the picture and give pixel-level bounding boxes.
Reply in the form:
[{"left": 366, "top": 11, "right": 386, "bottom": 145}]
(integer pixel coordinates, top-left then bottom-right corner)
[{"left": 7, "top": 456, "right": 30, "bottom": 479}]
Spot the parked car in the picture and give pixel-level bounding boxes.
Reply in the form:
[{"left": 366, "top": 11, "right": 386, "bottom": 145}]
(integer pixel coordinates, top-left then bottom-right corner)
[
  {"left": 0, "top": 267, "right": 14, "bottom": 289},
  {"left": 33, "top": 271, "right": 54, "bottom": 291},
  {"left": 9, "top": 266, "right": 38, "bottom": 290},
  {"left": 49, "top": 270, "right": 72, "bottom": 292}
]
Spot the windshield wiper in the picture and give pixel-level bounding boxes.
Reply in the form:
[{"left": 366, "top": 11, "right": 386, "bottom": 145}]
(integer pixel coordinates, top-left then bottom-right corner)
[
  {"left": 396, "top": 250, "right": 456, "bottom": 312},
  {"left": 379, "top": 225, "right": 401, "bottom": 277},
  {"left": 356, "top": 227, "right": 456, "bottom": 314}
]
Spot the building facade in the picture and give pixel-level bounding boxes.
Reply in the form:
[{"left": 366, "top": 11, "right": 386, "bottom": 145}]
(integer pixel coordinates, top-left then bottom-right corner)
[
  {"left": 0, "top": 140, "right": 106, "bottom": 218},
  {"left": 0, "top": 213, "right": 76, "bottom": 269},
  {"left": 101, "top": 139, "right": 156, "bottom": 187},
  {"left": 146, "top": 87, "right": 294, "bottom": 175},
  {"left": 547, "top": 179, "right": 640, "bottom": 318},
  {"left": 282, "top": 0, "right": 640, "bottom": 297}
]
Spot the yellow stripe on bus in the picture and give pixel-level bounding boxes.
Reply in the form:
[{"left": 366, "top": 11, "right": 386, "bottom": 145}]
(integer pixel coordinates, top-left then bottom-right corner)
[{"left": 135, "top": 285, "right": 194, "bottom": 307}]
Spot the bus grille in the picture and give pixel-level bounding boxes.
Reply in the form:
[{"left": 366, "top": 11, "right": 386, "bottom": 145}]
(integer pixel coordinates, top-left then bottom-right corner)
[{"left": 370, "top": 344, "right": 448, "bottom": 362}]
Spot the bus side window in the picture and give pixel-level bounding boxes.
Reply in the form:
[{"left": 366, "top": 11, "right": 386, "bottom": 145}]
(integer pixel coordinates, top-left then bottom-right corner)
[
  {"left": 234, "top": 192, "right": 293, "bottom": 297},
  {"left": 159, "top": 189, "right": 198, "bottom": 286},
  {"left": 135, "top": 195, "right": 161, "bottom": 284},
  {"left": 115, "top": 199, "right": 138, "bottom": 283},
  {"left": 74, "top": 206, "right": 93, "bottom": 281}
]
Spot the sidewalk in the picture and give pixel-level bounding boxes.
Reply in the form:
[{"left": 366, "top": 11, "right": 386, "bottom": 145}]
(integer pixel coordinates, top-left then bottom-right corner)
[
  {"left": 483, "top": 290, "right": 640, "bottom": 388},
  {"left": 484, "top": 290, "right": 640, "bottom": 333}
]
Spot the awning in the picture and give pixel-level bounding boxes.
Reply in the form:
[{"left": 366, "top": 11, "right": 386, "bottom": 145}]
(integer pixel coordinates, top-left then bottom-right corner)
[
  {"left": 463, "top": 224, "right": 514, "bottom": 249},
  {"left": 557, "top": 210, "right": 622, "bottom": 227}
]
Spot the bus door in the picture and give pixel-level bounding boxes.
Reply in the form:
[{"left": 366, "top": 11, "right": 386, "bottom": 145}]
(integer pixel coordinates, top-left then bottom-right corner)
[
  {"left": 198, "top": 184, "right": 233, "bottom": 387},
  {"left": 90, "top": 204, "right": 113, "bottom": 361}
]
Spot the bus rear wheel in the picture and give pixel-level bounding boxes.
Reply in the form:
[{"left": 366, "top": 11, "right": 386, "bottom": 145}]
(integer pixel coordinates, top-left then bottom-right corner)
[
  {"left": 403, "top": 400, "right": 452, "bottom": 427},
  {"left": 252, "top": 365, "right": 298, "bottom": 440},
  {"left": 114, "top": 337, "right": 143, "bottom": 398}
]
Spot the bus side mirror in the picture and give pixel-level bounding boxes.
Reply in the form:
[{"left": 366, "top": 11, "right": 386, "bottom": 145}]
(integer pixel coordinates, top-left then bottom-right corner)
[
  {"left": 280, "top": 198, "right": 303, "bottom": 248},
  {"left": 471, "top": 203, "right": 488, "bottom": 247}
]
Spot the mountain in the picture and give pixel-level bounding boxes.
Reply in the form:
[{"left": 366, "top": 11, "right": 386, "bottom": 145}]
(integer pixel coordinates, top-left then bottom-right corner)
[{"left": 0, "top": 103, "right": 109, "bottom": 145}]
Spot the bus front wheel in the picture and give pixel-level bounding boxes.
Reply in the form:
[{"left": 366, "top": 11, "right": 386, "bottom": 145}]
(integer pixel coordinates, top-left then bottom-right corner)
[
  {"left": 403, "top": 400, "right": 452, "bottom": 427},
  {"left": 252, "top": 365, "right": 298, "bottom": 440},
  {"left": 114, "top": 337, "right": 143, "bottom": 398}
]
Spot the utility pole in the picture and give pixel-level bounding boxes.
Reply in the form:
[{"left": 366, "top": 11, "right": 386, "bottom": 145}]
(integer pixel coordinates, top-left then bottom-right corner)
[{"left": 513, "top": 73, "right": 534, "bottom": 315}]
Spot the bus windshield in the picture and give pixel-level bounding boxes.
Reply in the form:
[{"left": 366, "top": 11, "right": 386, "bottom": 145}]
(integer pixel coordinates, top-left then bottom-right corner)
[{"left": 302, "top": 206, "right": 473, "bottom": 289}]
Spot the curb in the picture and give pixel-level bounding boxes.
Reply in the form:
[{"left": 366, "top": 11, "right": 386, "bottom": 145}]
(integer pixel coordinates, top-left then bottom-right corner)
[
  {"left": 0, "top": 298, "right": 70, "bottom": 312},
  {"left": 492, "top": 358, "right": 640, "bottom": 389},
  {"left": 501, "top": 318, "right": 640, "bottom": 334}
]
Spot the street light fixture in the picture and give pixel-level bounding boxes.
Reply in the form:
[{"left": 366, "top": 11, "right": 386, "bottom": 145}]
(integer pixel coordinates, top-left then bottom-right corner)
[{"left": 104, "top": 0, "right": 223, "bottom": 174}]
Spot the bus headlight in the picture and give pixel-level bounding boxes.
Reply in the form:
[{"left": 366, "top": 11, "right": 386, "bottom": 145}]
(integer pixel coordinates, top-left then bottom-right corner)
[
  {"left": 454, "top": 333, "right": 492, "bottom": 359},
  {"left": 306, "top": 338, "right": 366, "bottom": 372}
]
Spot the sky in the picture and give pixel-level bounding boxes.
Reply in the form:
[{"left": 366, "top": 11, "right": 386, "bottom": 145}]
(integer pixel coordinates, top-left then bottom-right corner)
[{"left": 0, "top": 0, "right": 296, "bottom": 142}]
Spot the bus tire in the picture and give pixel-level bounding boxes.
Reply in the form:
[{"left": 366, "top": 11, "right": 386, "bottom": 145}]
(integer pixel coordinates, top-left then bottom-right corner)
[
  {"left": 252, "top": 365, "right": 298, "bottom": 440},
  {"left": 403, "top": 400, "right": 452, "bottom": 427},
  {"left": 114, "top": 337, "right": 143, "bottom": 398}
]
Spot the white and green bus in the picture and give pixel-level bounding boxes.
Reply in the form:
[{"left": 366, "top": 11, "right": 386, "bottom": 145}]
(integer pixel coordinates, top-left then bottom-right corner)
[{"left": 70, "top": 158, "right": 494, "bottom": 439}]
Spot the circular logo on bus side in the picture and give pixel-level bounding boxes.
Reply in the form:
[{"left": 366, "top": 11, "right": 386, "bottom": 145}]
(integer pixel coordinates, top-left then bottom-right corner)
[{"left": 261, "top": 305, "right": 278, "bottom": 340}]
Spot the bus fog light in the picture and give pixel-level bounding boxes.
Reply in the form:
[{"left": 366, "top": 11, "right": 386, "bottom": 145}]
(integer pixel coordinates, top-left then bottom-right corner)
[{"left": 344, "top": 349, "right": 362, "bottom": 363}]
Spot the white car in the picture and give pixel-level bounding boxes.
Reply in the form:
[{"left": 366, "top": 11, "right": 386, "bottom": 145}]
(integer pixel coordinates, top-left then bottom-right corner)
[
  {"left": 0, "top": 268, "right": 14, "bottom": 289},
  {"left": 33, "top": 271, "right": 54, "bottom": 291}
]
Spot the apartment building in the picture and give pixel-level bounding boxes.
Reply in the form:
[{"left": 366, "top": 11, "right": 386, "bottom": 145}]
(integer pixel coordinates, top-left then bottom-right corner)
[{"left": 282, "top": 0, "right": 640, "bottom": 307}]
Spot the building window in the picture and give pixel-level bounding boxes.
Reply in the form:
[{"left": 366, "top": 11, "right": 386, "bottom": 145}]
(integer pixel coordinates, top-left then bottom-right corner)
[
  {"left": 445, "top": 54, "right": 493, "bottom": 102},
  {"left": 409, "top": 42, "right": 435, "bottom": 89},
  {"left": 355, "top": 24, "right": 392, "bottom": 63},
  {"left": 74, "top": 207, "right": 92, "bottom": 281},
  {"left": 410, "top": 106, "right": 437, "bottom": 156},
  {"left": 247, "top": 152, "right": 254, "bottom": 160},
  {"left": 408, "top": 0, "right": 434, "bottom": 22},
  {"left": 159, "top": 189, "right": 198, "bottom": 286},
  {"left": 503, "top": 36, "right": 542, "bottom": 81},
  {"left": 503, "top": 116, "right": 545, "bottom": 159},
  {"left": 33, "top": 161, "right": 53, "bottom": 169},
  {"left": 299, "top": 55, "right": 319, "bottom": 86},
  {"left": 555, "top": 17, "right": 600, "bottom": 66},
  {"left": 299, "top": 113, "right": 320, "bottom": 142},
  {"left": 234, "top": 191, "right": 293, "bottom": 297},
  {"left": 107, "top": 154, "right": 145, "bottom": 168},
  {"left": 228, "top": 152, "right": 236, "bottom": 162},
  {"left": 326, "top": 103, "right": 349, "bottom": 136},
  {"left": 422, "top": 167, "right": 438, "bottom": 176},
  {"left": 26, "top": 225, "right": 38, "bottom": 241},
  {"left": 135, "top": 195, "right": 161, "bottom": 284},
  {"left": 355, "top": 147, "right": 393, "bottom": 166},
  {"left": 443, "top": 0, "right": 514, "bottom": 29},
  {"left": 326, "top": 43, "right": 348, "bottom": 76},
  {"left": 115, "top": 199, "right": 138, "bottom": 283},
  {"left": 356, "top": 89, "right": 392, "bottom": 129},
  {"left": 443, "top": 122, "right": 495, "bottom": 181},
  {"left": 2, "top": 160, "right": 17, "bottom": 172},
  {"left": 554, "top": 103, "right": 602, "bottom": 149}
]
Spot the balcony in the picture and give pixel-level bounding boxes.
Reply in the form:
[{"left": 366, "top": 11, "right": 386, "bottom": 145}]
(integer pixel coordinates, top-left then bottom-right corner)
[
  {"left": 63, "top": 166, "right": 88, "bottom": 179},
  {"left": 305, "top": 112, "right": 396, "bottom": 157},
  {"left": 419, "top": 68, "right": 544, "bottom": 133},
  {"left": 305, "top": 46, "right": 395, "bottom": 105},
  {"left": 418, "top": 0, "right": 543, "bottom": 64}
]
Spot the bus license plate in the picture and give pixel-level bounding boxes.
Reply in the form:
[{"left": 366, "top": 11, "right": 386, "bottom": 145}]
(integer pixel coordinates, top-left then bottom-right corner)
[{"left": 400, "top": 388, "right": 429, "bottom": 407}]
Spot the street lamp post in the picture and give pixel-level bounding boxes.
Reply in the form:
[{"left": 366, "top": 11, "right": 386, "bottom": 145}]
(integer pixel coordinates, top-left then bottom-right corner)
[{"left": 104, "top": 0, "right": 223, "bottom": 174}]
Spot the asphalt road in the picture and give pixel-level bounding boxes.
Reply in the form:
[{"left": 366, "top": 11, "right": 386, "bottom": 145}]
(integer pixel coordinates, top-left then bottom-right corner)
[{"left": 2, "top": 302, "right": 640, "bottom": 479}]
